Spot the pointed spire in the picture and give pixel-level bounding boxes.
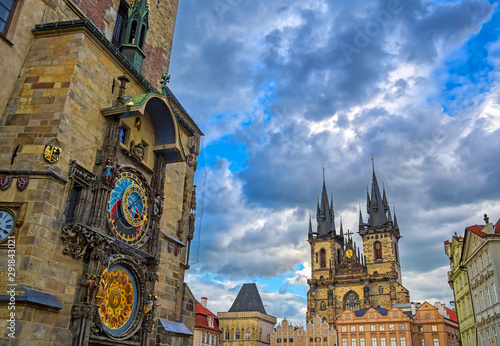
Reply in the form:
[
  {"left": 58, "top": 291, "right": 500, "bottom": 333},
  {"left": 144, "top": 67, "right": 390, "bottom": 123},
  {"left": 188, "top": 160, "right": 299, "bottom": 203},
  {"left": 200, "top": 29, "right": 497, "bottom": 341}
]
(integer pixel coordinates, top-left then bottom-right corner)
[
  {"left": 366, "top": 185, "right": 371, "bottom": 214},
  {"left": 340, "top": 216, "right": 344, "bottom": 239},
  {"left": 368, "top": 157, "right": 388, "bottom": 227},
  {"left": 330, "top": 193, "right": 336, "bottom": 232},
  {"left": 359, "top": 203, "right": 364, "bottom": 226},
  {"left": 309, "top": 212, "right": 313, "bottom": 235},
  {"left": 393, "top": 207, "right": 399, "bottom": 229},
  {"left": 387, "top": 205, "right": 393, "bottom": 223},
  {"left": 382, "top": 182, "right": 389, "bottom": 211},
  {"left": 317, "top": 168, "right": 333, "bottom": 235}
]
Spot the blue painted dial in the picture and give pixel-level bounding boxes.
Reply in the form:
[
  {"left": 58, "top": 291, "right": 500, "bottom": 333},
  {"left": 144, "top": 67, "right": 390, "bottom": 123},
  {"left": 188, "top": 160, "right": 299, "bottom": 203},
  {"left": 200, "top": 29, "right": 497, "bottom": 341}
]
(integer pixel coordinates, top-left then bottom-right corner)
[{"left": 108, "top": 171, "right": 149, "bottom": 245}]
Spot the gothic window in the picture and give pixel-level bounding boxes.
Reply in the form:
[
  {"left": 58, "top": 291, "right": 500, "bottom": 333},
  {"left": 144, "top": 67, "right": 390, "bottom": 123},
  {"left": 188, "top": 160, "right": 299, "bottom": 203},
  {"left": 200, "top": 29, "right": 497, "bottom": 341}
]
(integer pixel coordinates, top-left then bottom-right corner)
[
  {"left": 320, "top": 249, "right": 326, "bottom": 267},
  {"left": 0, "top": 0, "right": 18, "bottom": 35},
  {"left": 235, "top": 329, "right": 240, "bottom": 340},
  {"left": 321, "top": 301, "right": 326, "bottom": 310},
  {"left": 344, "top": 291, "right": 360, "bottom": 311},
  {"left": 374, "top": 241, "right": 382, "bottom": 261},
  {"left": 112, "top": 1, "right": 128, "bottom": 48},
  {"left": 338, "top": 249, "right": 341, "bottom": 263},
  {"left": 225, "top": 329, "right": 230, "bottom": 340},
  {"left": 394, "top": 242, "right": 399, "bottom": 263},
  {"left": 246, "top": 329, "right": 251, "bottom": 340}
]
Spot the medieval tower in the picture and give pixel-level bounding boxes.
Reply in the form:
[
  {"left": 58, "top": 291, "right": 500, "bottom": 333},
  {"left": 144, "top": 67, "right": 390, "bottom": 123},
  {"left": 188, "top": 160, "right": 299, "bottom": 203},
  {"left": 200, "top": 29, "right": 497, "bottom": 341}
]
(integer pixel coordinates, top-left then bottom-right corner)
[{"left": 306, "top": 163, "right": 410, "bottom": 325}]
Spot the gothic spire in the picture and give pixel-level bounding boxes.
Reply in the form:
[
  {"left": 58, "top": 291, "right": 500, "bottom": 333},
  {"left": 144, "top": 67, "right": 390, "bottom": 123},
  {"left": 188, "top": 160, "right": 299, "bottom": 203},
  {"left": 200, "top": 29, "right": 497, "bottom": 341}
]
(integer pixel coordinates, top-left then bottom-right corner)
[
  {"left": 382, "top": 182, "right": 389, "bottom": 212},
  {"left": 393, "top": 207, "right": 399, "bottom": 230},
  {"left": 367, "top": 158, "right": 388, "bottom": 227},
  {"left": 340, "top": 216, "right": 344, "bottom": 239},
  {"left": 317, "top": 169, "right": 333, "bottom": 235},
  {"left": 359, "top": 203, "right": 364, "bottom": 226},
  {"left": 309, "top": 212, "right": 313, "bottom": 235},
  {"left": 330, "top": 193, "right": 336, "bottom": 232}
]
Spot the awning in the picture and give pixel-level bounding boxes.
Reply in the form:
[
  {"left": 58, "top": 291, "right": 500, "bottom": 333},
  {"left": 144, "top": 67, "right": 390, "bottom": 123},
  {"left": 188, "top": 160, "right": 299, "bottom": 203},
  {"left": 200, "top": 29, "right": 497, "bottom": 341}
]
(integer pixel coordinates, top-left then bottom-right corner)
[{"left": 159, "top": 320, "right": 193, "bottom": 336}]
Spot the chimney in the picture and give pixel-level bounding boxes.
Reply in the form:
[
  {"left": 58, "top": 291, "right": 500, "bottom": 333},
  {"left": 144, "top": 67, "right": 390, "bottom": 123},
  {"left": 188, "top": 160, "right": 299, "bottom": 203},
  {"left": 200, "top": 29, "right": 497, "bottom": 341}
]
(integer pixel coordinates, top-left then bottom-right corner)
[
  {"left": 410, "top": 302, "right": 416, "bottom": 315},
  {"left": 201, "top": 297, "right": 208, "bottom": 308}
]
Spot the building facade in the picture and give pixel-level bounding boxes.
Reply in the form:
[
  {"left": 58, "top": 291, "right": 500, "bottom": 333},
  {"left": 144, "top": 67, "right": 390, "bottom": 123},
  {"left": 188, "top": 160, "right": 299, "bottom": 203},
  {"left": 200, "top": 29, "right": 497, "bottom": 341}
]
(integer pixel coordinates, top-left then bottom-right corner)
[
  {"left": 0, "top": 0, "right": 202, "bottom": 345},
  {"left": 271, "top": 316, "right": 337, "bottom": 346},
  {"left": 444, "top": 234, "right": 476, "bottom": 346},
  {"left": 461, "top": 216, "right": 500, "bottom": 346},
  {"left": 219, "top": 283, "right": 277, "bottom": 346},
  {"left": 194, "top": 298, "right": 222, "bottom": 346},
  {"left": 336, "top": 303, "right": 459, "bottom": 346},
  {"left": 307, "top": 165, "right": 410, "bottom": 326}
]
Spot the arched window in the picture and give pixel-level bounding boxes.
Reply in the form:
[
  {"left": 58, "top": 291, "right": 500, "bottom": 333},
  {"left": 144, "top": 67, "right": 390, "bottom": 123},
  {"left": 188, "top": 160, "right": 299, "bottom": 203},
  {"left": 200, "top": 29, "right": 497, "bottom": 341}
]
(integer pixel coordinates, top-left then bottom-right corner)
[
  {"left": 379, "top": 286, "right": 383, "bottom": 294},
  {"left": 321, "top": 301, "right": 326, "bottom": 310},
  {"left": 374, "top": 241, "right": 382, "bottom": 260},
  {"left": 236, "top": 329, "right": 240, "bottom": 340},
  {"left": 128, "top": 21, "right": 137, "bottom": 44},
  {"left": 337, "top": 249, "right": 341, "bottom": 263},
  {"left": 246, "top": 328, "right": 251, "bottom": 340},
  {"left": 322, "top": 317, "right": 327, "bottom": 323},
  {"left": 320, "top": 248, "right": 326, "bottom": 267},
  {"left": 225, "top": 329, "right": 230, "bottom": 340},
  {"left": 394, "top": 242, "right": 399, "bottom": 263},
  {"left": 344, "top": 291, "right": 360, "bottom": 311}
]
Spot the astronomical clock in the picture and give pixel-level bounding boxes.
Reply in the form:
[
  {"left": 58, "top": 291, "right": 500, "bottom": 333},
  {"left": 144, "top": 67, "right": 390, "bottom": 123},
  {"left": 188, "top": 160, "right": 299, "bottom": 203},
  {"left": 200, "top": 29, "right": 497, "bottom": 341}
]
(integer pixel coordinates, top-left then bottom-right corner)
[{"left": 60, "top": 84, "right": 201, "bottom": 345}]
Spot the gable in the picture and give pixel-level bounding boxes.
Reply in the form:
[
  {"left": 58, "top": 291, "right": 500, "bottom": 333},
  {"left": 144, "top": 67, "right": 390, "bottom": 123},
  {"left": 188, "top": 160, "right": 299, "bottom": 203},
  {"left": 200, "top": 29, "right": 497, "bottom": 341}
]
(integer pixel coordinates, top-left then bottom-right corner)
[{"left": 461, "top": 228, "right": 487, "bottom": 264}]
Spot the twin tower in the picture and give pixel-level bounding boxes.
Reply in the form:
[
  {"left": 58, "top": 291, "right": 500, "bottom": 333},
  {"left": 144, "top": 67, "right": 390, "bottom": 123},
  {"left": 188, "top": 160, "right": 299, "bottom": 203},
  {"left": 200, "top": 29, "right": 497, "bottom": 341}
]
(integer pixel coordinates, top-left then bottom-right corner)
[{"left": 306, "top": 163, "right": 410, "bottom": 325}]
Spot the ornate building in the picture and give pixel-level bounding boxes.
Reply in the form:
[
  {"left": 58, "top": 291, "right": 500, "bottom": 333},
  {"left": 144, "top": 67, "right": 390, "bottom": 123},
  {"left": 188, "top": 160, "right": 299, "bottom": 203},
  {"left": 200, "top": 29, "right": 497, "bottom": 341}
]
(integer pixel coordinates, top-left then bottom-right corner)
[
  {"left": 219, "top": 283, "right": 277, "bottom": 346},
  {"left": 194, "top": 298, "right": 222, "bottom": 346},
  {"left": 444, "top": 233, "right": 476, "bottom": 346},
  {"left": 306, "top": 164, "right": 410, "bottom": 325},
  {"left": 336, "top": 302, "right": 459, "bottom": 346},
  {"left": 271, "top": 316, "right": 337, "bottom": 346},
  {"left": 0, "top": 0, "right": 202, "bottom": 345},
  {"left": 460, "top": 215, "right": 500, "bottom": 346}
]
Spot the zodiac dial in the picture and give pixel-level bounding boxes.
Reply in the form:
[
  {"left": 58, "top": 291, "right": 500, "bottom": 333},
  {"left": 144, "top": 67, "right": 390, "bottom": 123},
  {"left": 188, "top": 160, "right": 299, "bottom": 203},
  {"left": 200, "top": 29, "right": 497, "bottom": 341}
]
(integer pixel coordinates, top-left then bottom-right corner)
[{"left": 108, "top": 172, "right": 149, "bottom": 245}]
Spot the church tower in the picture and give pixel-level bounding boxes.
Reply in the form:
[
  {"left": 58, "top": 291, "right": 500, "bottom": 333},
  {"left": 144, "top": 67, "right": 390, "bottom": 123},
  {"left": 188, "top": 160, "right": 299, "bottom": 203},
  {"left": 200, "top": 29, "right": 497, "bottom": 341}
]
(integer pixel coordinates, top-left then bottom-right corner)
[{"left": 307, "top": 163, "right": 409, "bottom": 326}]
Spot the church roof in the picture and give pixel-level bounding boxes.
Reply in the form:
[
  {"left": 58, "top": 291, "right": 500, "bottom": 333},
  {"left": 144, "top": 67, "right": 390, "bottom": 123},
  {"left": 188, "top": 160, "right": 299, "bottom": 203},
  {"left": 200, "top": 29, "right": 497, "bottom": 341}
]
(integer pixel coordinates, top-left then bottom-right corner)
[{"left": 228, "top": 283, "right": 267, "bottom": 314}]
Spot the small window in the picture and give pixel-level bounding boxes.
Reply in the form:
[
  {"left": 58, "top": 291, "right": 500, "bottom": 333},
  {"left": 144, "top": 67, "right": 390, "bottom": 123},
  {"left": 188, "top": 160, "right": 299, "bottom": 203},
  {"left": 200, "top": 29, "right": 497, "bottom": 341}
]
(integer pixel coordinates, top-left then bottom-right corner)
[
  {"left": 351, "top": 326, "right": 356, "bottom": 332},
  {"left": 371, "top": 325, "right": 376, "bottom": 331},
  {"left": 359, "top": 325, "right": 364, "bottom": 332},
  {"left": 419, "top": 339, "right": 425, "bottom": 346},
  {"left": 225, "top": 329, "right": 230, "bottom": 340},
  {"left": 277, "top": 338, "right": 281, "bottom": 343},
  {"left": 235, "top": 329, "right": 240, "bottom": 340},
  {"left": 389, "top": 324, "right": 395, "bottom": 331},
  {"left": 186, "top": 299, "right": 194, "bottom": 311},
  {"left": 432, "top": 325, "right": 437, "bottom": 332},
  {"left": 418, "top": 326, "right": 424, "bottom": 332},
  {"left": 246, "top": 329, "right": 251, "bottom": 340},
  {"left": 380, "top": 325, "right": 385, "bottom": 331},
  {"left": 0, "top": 0, "right": 19, "bottom": 35},
  {"left": 310, "top": 338, "right": 314, "bottom": 342},
  {"left": 119, "top": 126, "right": 129, "bottom": 144},
  {"left": 399, "top": 324, "right": 405, "bottom": 330},
  {"left": 343, "top": 339, "right": 348, "bottom": 346},
  {"left": 342, "top": 326, "right": 347, "bottom": 332},
  {"left": 112, "top": 1, "right": 128, "bottom": 47},
  {"left": 425, "top": 313, "right": 431, "bottom": 319}
]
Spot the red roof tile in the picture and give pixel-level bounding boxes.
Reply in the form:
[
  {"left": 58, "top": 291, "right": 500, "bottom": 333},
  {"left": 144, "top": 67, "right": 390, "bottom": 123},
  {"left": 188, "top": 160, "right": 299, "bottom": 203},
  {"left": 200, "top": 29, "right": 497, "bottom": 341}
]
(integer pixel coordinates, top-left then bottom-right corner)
[
  {"left": 195, "top": 302, "right": 221, "bottom": 332},
  {"left": 445, "top": 307, "right": 458, "bottom": 323}
]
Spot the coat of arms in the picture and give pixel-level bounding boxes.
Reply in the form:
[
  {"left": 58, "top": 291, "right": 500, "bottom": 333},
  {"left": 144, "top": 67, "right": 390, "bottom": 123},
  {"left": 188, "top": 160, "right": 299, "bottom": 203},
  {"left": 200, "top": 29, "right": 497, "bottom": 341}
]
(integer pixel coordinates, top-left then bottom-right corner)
[
  {"left": 0, "top": 176, "right": 13, "bottom": 190},
  {"left": 43, "top": 145, "right": 61, "bottom": 163},
  {"left": 17, "top": 176, "right": 30, "bottom": 191}
]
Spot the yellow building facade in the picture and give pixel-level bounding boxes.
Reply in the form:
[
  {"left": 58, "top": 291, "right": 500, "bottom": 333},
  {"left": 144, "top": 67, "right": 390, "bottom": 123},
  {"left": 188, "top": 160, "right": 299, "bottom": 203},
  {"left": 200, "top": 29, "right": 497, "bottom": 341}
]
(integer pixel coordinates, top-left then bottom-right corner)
[
  {"left": 271, "top": 316, "right": 337, "bottom": 346},
  {"left": 219, "top": 284, "right": 277, "bottom": 346}
]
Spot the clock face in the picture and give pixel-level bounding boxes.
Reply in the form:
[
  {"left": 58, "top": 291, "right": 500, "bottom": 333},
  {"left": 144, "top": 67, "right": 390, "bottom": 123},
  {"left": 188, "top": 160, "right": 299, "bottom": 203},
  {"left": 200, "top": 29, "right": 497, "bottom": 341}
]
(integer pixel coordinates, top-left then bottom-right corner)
[
  {"left": 345, "top": 249, "right": 353, "bottom": 258},
  {"left": 0, "top": 210, "right": 14, "bottom": 242},
  {"left": 108, "top": 171, "right": 149, "bottom": 245}
]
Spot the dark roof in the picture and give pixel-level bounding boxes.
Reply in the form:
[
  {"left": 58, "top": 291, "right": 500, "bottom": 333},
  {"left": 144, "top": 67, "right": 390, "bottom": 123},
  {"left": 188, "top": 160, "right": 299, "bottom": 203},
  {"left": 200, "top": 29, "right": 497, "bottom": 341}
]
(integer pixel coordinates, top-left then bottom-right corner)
[
  {"left": 354, "top": 307, "right": 388, "bottom": 317},
  {"left": 228, "top": 283, "right": 267, "bottom": 314}
]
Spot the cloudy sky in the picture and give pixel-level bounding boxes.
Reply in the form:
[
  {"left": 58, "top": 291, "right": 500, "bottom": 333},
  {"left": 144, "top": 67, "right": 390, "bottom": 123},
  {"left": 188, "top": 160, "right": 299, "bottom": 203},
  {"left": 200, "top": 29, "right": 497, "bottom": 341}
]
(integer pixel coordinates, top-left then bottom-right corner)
[{"left": 168, "top": 0, "right": 500, "bottom": 326}]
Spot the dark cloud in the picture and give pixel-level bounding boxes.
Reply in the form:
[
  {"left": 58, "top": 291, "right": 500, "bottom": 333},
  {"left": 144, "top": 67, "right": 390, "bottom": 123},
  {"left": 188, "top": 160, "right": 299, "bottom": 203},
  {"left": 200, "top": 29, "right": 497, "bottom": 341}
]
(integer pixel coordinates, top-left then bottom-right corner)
[{"left": 169, "top": 0, "right": 500, "bottom": 320}]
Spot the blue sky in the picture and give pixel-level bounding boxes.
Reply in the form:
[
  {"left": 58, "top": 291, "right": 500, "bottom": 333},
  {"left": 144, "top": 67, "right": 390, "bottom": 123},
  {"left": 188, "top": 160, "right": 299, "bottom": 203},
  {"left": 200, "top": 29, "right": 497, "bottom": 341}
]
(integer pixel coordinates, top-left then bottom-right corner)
[{"left": 168, "top": 0, "right": 500, "bottom": 326}]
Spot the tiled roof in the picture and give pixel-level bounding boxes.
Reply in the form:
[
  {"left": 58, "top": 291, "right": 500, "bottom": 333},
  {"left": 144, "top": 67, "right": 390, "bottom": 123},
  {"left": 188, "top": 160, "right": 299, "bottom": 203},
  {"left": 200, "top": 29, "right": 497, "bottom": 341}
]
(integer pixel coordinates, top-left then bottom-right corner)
[
  {"left": 195, "top": 302, "right": 221, "bottom": 332},
  {"left": 445, "top": 307, "right": 458, "bottom": 322},
  {"left": 228, "top": 283, "right": 267, "bottom": 314}
]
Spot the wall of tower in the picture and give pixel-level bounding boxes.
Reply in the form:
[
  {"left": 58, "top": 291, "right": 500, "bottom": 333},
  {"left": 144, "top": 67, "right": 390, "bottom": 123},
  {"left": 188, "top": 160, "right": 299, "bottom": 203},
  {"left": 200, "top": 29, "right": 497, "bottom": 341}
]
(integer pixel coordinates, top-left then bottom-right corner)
[{"left": 362, "top": 228, "right": 402, "bottom": 284}]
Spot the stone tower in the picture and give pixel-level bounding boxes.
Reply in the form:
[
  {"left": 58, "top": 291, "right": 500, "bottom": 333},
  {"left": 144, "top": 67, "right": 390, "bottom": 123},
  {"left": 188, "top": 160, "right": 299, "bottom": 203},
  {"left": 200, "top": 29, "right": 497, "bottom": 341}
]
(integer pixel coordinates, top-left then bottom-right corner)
[
  {"left": 306, "top": 163, "right": 410, "bottom": 326},
  {"left": 0, "top": 0, "right": 203, "bottom": 345}
]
